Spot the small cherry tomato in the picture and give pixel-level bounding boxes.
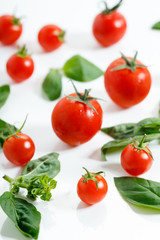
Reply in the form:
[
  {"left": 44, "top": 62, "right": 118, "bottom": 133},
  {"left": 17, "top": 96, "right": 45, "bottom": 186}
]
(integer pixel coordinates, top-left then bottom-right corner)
[
  {"left": 51, "top": 83, "right": 103, "bottom": 146},
  {"left": 6, "top": 45, "right": 34, "bottom": 83},
  {"left": 3, "top": 132, "right": 35, "bottom": 166},
  {"left": 104, "top": 52, "right": 151, "bottom": 108},
  {"left": 92, "top": 0, "right": 127, "bottom": 47},
  {"left": 77, "top": 167, "right": 108, "bottom": 205},
  {"left": 121, "top": 135, "right": 153, "bottom": 176},
  {"left": 38, "top": 24, "right": 65, "bottom": 52},
  {"left": 0, "top": 15, "right": 22, "bottom": 45}
]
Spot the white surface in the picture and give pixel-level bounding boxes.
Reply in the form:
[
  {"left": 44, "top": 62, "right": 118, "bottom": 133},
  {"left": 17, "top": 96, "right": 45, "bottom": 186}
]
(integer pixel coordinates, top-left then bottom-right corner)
[{"left": 1, "top": 0, "right": 160, "bottom": 240}]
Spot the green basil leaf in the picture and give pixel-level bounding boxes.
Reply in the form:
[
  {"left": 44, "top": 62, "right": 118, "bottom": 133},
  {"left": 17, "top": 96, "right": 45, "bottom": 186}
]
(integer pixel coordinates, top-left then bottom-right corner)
[
  {"left": 114, "top": 177, "right": 160, "bottom": 210},
  {"left": 21, "top": 152, "right": 60, "bottom": 182},
  {"left": 152, "top": 21, "right": 160, "bottom": 30},
  {"left": 0, "top": 192, "right": 41, "bottom": 239},
  {"left": 133, "top": 118, "right": 160, "bottom": 135},
  {"left": 101, "top": 123, "right": 136, "bottom": 139},
  {"left": 63, "top": 55, "right": 103, "bottom": 82},
  {"left": 0, "top": 119, "right": 18, "bottom": 147},
  {"left": 42, "top": 69, "right": 62, "bottom": 100},
  {"left": 101, "top": 133, "right": 160, "bottom": 161},
  {"left": 0, "top": 85, "right": 10, "bottom": 109}
]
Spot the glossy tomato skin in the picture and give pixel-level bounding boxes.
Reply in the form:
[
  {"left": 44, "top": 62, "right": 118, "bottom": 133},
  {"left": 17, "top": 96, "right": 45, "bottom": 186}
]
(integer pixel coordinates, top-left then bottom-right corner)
[
  {"left": 6, "top": 54, "right": 34, "bottom": 83},
  {"left": 3, "top": 133, "right": 35, "bottom": 166},
  {"left": 121, "top": 143, "right": 153, "bottom": 176},
  {"left": 51, "top": 93, "right": 103, "bottom": 146},
  {"left": 77, "top": 174, "right": 108, "bottom": 205},
  {"left": 38, "top": 24, "right": 63, "bottom": 52},
  {"left": 104, "top": 58, "right": 151, "bottom": 108},
  {"left": 0, "top": 15, "right": 22, "bottom": 45},
  {"left": 93, "top": 11, "right": 127, "bottom": 47}
]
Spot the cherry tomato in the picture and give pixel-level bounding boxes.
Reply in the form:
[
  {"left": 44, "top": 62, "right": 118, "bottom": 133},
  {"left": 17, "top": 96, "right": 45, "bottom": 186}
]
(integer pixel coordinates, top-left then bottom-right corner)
[
  {"left": 0, "top": 15, "right": 22, "bottom": 45},
  {"left": 92, "top": 0, "right": 127, "bottom": 47},
  {"left": 6, "top": 45, "right": 34, "bottom": 83},
  {"left": 38, "top": 24, "right": 65, "bottom": 52},
  {"left": 104, "top": 52, "right": 151, "bottom": 108},
  {"left": 51, "top": 86, "right": 103, "bottom": 146},
  {"left": 77, "top": 167, "right": 108, "bottom": 205},
  {"left": 121, "top": 135, "right": 153, "bottom": 176},
  {"left": 3, "top": 133, "right": 35, "bottom": 166}
]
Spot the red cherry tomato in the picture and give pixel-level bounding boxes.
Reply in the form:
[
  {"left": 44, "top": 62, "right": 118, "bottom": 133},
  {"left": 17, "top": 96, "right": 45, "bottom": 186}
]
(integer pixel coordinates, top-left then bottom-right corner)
[
  {"left": 51, "top": 87, "right": 103, "bottom": 146},
  {"left": 92, "top": 0, "right": 127, "bottom": 47},
  {"left": 0, "top": 15, "right": 22, "bottom": 45},
  {"left": 38, "top": 24, "right": 65, "bottom": 52},
  {"left": 77, "top": 168, "right": 108, "bottom": 205},
  {"left": 3, "top": 133, "right": 35, "bottom": 166},
  {"left": 104, "top": 52, "right": 151, "bottom": 108},
  {"left": 6, "top": 45, "right": 34, "bottom": 83},
  {"left": 121, "top": 136, "right": 153, "bottom": 176}
]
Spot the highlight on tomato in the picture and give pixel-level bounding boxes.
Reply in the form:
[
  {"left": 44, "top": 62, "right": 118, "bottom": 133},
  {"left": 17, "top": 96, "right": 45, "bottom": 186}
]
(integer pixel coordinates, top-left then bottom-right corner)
[
  {"left": 92, "top": 0, "right": 127, "bottom": 47},
  {"left": 77, "top": 167, "right": 108, "bottom": 205},
  {"left": 104, "top": 51, "right": 152, "bottom": 108},
  {"left": 51, "top": 81, "right": 103, "bottom": 146},
  {"left": 6, "top": 45, "right": 34, "bottom": 83},
  {"left": 121, "top": 135, "right": 153, "bottom": 176},
  {"left": 0, "top": 15, "right": 22, "bottom": 45},
  {"left": 38, "top": 24, "right": 65, "bottom": 52}
]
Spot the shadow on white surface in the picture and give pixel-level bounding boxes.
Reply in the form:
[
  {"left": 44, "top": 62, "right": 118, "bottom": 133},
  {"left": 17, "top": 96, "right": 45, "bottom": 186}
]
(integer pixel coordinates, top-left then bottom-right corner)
[
  {"left": 37, "top": 201, "right": 56, "bottom": 230},
  {"left": 33, "top": 76, "right": 47, "bottom": 100},
  {"left": 66, "top": 32, "right": 101, "bottom": 51},
  {"left": 52, "top": 141, "right": 74, "bottom": 152},
  {"left": 129, "top": 204, "right": 160, "bottom": 223},
  {"left": 1, "top": 157, "right": 19, "bottom": 170},
  {"left": 0, "top": 71, "right": 13, "bottom": 85},
  {"left": 104, "top": 101, "right": 124, "bottom": 113},
  {"left": 1, "top": 218, "right": 29, "bottom": 240},
  {"left": 76, "top": 201, "right": 107, "bottom": 228},
  {"left": 88, "top": 148, "right": 102, "bottom": 161},
  {"left": 53, "top": 190, "right": 77, "bottom": 210},
  {"left": 25, "top": 41, "right": 44, "bottom": 55},
  {"left": 102, "top": 163, "right": 125, "bottom": 176},
  {"left": 27, "top": 124, "right": 73, "bottom": 152}
]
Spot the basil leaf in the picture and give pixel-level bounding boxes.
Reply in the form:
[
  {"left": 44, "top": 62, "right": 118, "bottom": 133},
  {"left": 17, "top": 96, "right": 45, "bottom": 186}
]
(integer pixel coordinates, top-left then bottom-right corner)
[
  {"left": 21, "top": 152, "right": 60, "bottom": 182},
  {"left": 42, "top": 69, "right": 62, "bottom": 100},
  {"left": 114, "top": 177, "right": 160, "bottom": 210},
  {"left": 152, "top": 21, "right": 160, "bottom": 30},
  {"left": 0, "top": 192, "right": 41, "bottom": 239},
  {"left": 101, "top": 118, "right": 160, "bottom": 140},
  {"left": 0, "top": 119, "right": 18, "bottom": 147},
  {"left": 133, "top": 118, "right": 160, "bottom": 134},
  {"left": 101, "top": 133, "right": 160, "bottom": 161},
  {"left": 0, "top": 85, "right": 10, "bottom": 109},
  {"left": 63, "top": 55, "right": 103, "bottom": 82},
  {"left": 101, "top": 123, "right": 136, "bottom": 139}
]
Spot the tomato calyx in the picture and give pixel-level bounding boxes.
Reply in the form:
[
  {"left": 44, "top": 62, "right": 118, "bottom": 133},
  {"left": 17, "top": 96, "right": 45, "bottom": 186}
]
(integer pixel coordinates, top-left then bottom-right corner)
[
  {"left": 52, "top": 30, "right": 65, "bottom": 42},
  {"left": 12, "top": 16, "right": 22, "bottom": 26},
  {"left": 132, "top": 134, "right": 153, "bottom": 159},
  {"left": 82, "top": 167, "right": 104, "bottom": 190},
  {"left": 67, "top": 81, "right": 103, "bottom": 113},
  {"left": 58, "top": 30, "right": 65, "bottom": 42},
  {"left": 111, "top": 52, "right": 146, "bottom": 72},
  {"left": 101, "top": 0, "right": 122, "bottom": 14},
  {"left": 16, "top": 45, "right": 30, "bottom": 58}
]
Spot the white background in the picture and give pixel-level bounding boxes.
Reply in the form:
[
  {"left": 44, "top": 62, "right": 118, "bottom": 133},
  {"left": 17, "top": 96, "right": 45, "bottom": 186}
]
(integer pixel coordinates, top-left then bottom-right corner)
[{"left": 1, "top": 0, "right": 160, "bottom": 239}]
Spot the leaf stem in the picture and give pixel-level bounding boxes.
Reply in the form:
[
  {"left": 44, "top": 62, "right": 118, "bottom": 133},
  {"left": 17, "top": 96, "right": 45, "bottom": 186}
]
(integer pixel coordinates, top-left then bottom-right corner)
[{"left": 3, "top": 175, "right": 14, "bottom": 183}]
